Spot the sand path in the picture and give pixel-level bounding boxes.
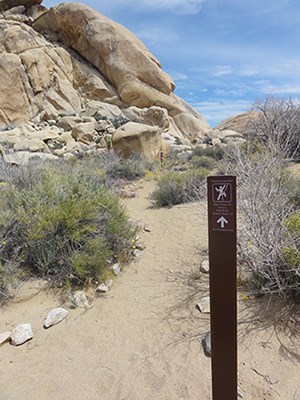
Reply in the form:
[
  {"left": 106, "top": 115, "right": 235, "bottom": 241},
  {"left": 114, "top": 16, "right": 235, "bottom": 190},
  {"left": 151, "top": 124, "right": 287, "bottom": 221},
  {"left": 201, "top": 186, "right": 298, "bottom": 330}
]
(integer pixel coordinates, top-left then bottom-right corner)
[{"left": 1, "top": 180, "right": 299, "bottom": 400}]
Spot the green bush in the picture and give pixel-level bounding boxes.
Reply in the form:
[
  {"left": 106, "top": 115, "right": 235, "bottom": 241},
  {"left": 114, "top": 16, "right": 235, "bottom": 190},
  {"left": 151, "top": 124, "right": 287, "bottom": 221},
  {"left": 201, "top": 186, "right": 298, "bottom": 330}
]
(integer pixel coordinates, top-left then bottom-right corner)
[
  {"left": 0, "top": 158, "right": 137, "bottom": 298},
  {"left": 190, "top": 155, "right": 217, "bottom": 170},
  {"left": 150, "top": 168, "right": 209, "bottom": 207},
  {"left": 284, "top": 211, "right": 300, "bottom": 235},
  {"left": 104, "top": 153, "right": 147, "bottom": 181},
  {"left": 150, "top": 172, "right": 186, "bottom": 207},
  {"left": 282, "top": 212, "right": 300, "bottom": 301},
  {"left": 191, "top": 146, "right": 225, "bottom": 161}
]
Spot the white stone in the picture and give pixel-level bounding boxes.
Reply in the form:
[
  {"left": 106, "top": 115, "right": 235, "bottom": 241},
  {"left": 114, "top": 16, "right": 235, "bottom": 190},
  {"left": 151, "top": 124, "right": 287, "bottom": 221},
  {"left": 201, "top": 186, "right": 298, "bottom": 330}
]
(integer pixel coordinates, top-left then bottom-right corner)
[
  {"left": 63, "top": 152, "right": 75, "bottom": 160},
  {"left": 211, "top": 138, "right": 222, "bottom": 146},
  {"left": 111, "top": 263, "right": 121, "bottom": 276},
  {"left": 200, "top": 260, "right": 209, "bottom": 274},
  {"left": 196, "top": 296, "right": 210, "bottom": 314},
  {"left": 96, "top": 283, "right": 109, "bottom": 293},
  {"left": 11, "top": 324, "right": 33, "bottom": 346},
  {"left": 0, "top": 331, "right": 11, "bottom": 346},
  {"left": 237, "top": 385, "right": 244, "bottom": 398},
  {"left": 72, "top": 291, "right": 91, "bottom": 309},
  {"left": 132, "top": 249, "right": 141, "bottom": 257},
  {"left": 44, "top": 307, "right": 69, "bottom": 328},
  {"left": 135, "top": 242, "right": 145, "bottom": 251}
]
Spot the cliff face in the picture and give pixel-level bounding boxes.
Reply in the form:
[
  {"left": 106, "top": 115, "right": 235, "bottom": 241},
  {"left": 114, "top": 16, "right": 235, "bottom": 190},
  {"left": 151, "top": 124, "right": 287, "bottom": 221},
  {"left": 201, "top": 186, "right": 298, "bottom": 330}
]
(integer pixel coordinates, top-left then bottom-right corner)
[{"left": 0, "top": 2, "right": 211, "bottom": 161}]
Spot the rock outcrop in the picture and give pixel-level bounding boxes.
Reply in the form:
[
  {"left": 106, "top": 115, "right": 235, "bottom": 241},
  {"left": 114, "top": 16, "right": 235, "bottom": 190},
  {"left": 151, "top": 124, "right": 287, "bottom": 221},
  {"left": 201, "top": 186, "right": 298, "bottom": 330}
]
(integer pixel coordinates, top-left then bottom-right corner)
[
  {"left": 0, "top": 0, "right": 41, "bottom": 12},
  {"left": 216, "top": 112, "right": 257, "bottom": 134},
  {"left": 0, "top": 1, "right": 211, "bottom": 160}
]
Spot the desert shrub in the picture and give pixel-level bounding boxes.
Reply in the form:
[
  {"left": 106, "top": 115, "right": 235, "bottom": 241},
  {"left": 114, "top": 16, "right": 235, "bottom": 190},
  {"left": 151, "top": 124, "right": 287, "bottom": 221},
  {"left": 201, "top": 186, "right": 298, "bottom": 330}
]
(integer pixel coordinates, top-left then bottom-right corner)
[
  {"left": 190, "top": 155, "right": 217, "bottom": 170},
  {"left": 103, "top": 152, "right": 148, "bottom": 181},
  {"left": 247, "top": 96, "right": 300, "bottom": 161},
  {"left": 224, "top": 144, "right": 300, "bottom": 301},
  {"left": 150, "top": 168, "right": 209, "bottom": 207},
  {"left": 191, "top": 146, "right": 225, "bottom": 161},
  {"left": 289, "top": 176, "right": 300, "bottom": 209},
  {"left": 0, "top": 158, "right": 137, "bottom": 299},
  {"left": 150, "top": 172, "right": 186, "bottom": 207}
]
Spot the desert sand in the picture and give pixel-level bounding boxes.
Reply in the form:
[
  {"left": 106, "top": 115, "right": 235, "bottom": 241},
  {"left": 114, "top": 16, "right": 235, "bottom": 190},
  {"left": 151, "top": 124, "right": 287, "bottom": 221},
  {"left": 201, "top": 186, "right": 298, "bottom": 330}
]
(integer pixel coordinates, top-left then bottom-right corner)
[{"left": 0, "top": 180, "right": 299, "bottom": 400}]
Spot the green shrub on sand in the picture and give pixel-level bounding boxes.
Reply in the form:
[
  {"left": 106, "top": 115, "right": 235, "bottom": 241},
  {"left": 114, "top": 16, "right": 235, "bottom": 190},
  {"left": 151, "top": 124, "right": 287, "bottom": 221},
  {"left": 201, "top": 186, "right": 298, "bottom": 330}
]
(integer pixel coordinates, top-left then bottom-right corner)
[
  {"left": 150, "top": 168, "right": 209, "bottom": 207},
  {"left": 0, "top": 159, "right": 137, "bottom": 299}
]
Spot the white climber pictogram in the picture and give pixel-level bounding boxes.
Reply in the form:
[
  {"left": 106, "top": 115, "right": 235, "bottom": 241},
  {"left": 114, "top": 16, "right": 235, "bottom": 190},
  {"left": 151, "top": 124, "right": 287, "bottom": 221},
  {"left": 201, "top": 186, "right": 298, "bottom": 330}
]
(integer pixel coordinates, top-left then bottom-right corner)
[{"left": 215, "top": 184, "right": 227, "bottom": 201}]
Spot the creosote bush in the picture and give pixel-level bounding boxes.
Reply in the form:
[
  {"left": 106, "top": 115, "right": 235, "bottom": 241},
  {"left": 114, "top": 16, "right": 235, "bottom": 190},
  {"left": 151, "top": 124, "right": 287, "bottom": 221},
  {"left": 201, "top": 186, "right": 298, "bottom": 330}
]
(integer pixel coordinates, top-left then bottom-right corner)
[
  {"left": 150, "top": 168, "right": 209, "bottom": 207},
  {"left": 190, "top": 155, "right": 217, "bottom": 170},
  {"left": 103, "top": 152, "right": 156, "bottom": 181},
  {"left": 190, "top": 145, "right": 225, "bottom": 161},
  {"left": 0, "top": 158, "right": 137, "bottom": 300}
]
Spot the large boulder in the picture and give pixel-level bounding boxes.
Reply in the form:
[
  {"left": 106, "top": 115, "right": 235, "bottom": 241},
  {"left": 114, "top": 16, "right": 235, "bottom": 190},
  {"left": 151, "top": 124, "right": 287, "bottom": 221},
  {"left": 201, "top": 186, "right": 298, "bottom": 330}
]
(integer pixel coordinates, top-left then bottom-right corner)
[
  {"left": 53, "top": 3, "right": 210, "bottom": 138},
  {"left": 72, "top": 59, "right": 120, "bottom": 105},
  {"left": 53, "top": 3, "right": 174, "bottom": 100},
  {"left": 14, "top": 138, "right": 48, "bottom": 152},
  {"left": 112, "top": 122, "right": 162, "bottom": 160},
  {"left": 0, "top": 18, "right": 121, "bottom": 131},
  {"left": 123, "top": 106, "right": 170, "bottom": 130},
  {"left": 0, "top": 0, "right": 41, "bottom": 12},
  {"left": 216, "top": 112, "right": 258, "bottom": 134},
  {"left": 0, "top": 20, "right": 81, "bottom": 129},
  {"left": 0, "top": 53, "right": 34, "bottom": 128},
  {"left": 3, "top": 151, "right": 58, "bottom": 165}
]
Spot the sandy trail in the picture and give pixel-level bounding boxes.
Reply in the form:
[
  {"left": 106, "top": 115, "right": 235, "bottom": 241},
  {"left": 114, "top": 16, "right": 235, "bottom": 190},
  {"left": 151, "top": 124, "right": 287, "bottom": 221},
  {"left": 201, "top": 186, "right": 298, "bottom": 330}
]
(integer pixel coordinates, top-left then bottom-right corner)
[{"left": 1, "top": 180, "right": 299, "bottom": 400}]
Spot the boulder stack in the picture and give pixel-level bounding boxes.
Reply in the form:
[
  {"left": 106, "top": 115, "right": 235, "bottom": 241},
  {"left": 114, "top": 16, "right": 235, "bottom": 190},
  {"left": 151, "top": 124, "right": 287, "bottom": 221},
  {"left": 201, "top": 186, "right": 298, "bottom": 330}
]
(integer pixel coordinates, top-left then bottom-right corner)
[{"left": 0, "top": 1, "right": 214, "bottom": 160}]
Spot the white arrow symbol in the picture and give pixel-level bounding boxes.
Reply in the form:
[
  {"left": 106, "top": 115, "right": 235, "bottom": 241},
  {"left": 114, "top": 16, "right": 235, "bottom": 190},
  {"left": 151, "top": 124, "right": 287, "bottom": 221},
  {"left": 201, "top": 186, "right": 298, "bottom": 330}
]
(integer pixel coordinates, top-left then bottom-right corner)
[{"left": 217, "top": 216, "right": 228, "bottom": 228}]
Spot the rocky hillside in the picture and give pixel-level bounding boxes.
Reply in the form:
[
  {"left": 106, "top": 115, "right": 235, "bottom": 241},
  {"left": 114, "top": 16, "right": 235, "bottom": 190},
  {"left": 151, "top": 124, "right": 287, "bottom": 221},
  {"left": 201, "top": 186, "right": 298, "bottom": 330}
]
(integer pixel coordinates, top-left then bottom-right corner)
[{"left": 0, "top": 1, "right": 217, "bottom": 163}]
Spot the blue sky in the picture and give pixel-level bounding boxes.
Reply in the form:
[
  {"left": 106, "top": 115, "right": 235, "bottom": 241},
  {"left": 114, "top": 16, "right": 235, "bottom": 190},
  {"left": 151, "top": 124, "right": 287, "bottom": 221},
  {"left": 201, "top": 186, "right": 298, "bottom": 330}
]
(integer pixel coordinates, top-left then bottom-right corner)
[{"left": 43, "top": 0, "right": 300, "bottom": 127}]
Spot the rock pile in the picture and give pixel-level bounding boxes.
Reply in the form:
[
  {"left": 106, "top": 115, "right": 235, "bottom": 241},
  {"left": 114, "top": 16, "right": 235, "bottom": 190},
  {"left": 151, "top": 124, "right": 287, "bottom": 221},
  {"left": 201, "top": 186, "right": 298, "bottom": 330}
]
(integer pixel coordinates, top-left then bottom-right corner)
[{"left": 0, "top": 1, "right": 218, "bottom": 162}]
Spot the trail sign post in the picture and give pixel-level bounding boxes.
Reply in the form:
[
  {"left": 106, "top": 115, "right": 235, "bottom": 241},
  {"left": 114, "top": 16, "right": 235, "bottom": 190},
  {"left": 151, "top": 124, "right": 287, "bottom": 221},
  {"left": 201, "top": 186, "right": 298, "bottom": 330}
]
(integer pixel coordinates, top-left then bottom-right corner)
[{"left": 207, "top": 176, "right": 237, "bottom": 400}]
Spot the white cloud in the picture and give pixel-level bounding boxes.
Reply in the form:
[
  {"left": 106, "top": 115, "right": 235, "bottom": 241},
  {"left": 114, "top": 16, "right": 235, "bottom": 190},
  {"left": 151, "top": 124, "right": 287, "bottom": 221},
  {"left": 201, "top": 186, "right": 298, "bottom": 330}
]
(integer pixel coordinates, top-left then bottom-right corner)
[
  {"left": 238, "top": 67, "right": 260, "bottom": 77},
  {"left": 261, "top": 84, "right": 300, "bottom": 95},
  {"left": 212, "top": 65, "right": 233, "bottom": 77},
  {"left": 191, "top": 99, "right": 251, "bottom": 127},
  {"left": 131, "top": 0, "right": 206, "bottom": 14}
]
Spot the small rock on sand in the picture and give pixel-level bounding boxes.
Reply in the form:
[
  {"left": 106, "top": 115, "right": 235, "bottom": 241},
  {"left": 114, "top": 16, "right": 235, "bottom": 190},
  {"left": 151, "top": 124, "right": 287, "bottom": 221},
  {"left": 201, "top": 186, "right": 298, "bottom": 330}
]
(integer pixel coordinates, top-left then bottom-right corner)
[
  {"left": 11, "top": 324, "right": 33, "bottom": 346},
  {"left": 0, "top": 331, "right": 11, "bottom": 346},
  {"left": 196, "top": 296, "right": 210, "bottom": 314},
  {"left": 72, "top": 291, "right": 92, "bottom": 309},
  {"left": 44, "top": 308, "right": 69, "bottom": 328},
  {"left": 203, "top": 331, "right": 211, "bottom": 356},
  {"left": 200, "top": 260, "right": 209, "bottom": 273},
  {"left": 96, "top": 283, "right": 109, "bottom": 293}
]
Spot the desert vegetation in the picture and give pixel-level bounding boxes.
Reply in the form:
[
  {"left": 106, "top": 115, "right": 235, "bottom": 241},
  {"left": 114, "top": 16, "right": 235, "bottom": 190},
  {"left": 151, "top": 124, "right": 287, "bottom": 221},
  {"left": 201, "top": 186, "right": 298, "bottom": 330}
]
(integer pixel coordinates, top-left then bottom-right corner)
[
  {"left": 0, "top": 156, "right": 140, "bottom": 301},
  {"left": 150, "top": 168, "right": 209, "bottom": 207},
  {"left": 150, "top": 146, "right": 223, "bottom": 207},
  {"left": 0, "top": 97, "right": 299, "bottom": 304},
  {"left": 223, "top": 97, "right": 300, "bottom": 301},
  {"left": 150, "top": 96, "right": 300, "bottom": 302},
  {"left": 247, "top": 96, "right": 300, "bottom": 161}
]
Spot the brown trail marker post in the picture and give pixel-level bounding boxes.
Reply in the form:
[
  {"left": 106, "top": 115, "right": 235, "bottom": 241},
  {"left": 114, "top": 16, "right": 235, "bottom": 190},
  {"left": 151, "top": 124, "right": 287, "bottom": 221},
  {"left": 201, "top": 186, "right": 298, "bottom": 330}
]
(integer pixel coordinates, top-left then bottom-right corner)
[{"left": 207, "top": 176, "right": 237, "bottom": 400}]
